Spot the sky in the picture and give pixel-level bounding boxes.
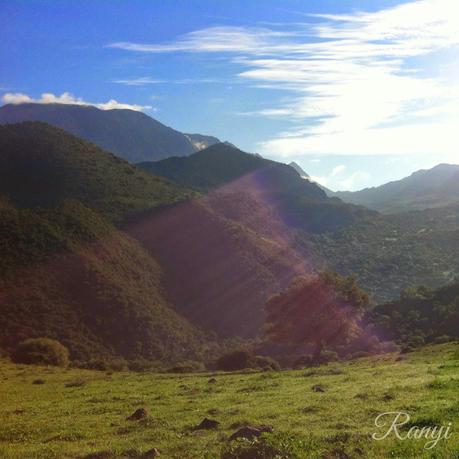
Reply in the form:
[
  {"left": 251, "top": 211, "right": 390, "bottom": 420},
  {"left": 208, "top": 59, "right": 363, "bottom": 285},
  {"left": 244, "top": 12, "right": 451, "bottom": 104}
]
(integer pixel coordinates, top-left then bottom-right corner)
[{"left": 1, "top": 0, "right": 459, "bottom": 191}]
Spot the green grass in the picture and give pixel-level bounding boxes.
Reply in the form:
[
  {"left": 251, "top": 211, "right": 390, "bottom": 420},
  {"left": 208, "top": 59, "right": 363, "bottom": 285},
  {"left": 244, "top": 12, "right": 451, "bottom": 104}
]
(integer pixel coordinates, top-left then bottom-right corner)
[{"left": 0, "top": 343, "right": 458, "bottom": 458}]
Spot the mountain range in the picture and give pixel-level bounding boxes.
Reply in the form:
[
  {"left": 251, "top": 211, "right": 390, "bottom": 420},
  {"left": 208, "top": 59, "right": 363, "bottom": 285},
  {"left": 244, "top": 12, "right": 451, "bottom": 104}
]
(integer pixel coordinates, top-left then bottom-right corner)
[
  {"left": 1, "top": 105, "right": 459, "bottom": 365},
  {"left": 333, "top": 163, "right": 459, "bottom": 213},
  {"left": 139, "top": 143, "right": 374, "bottom": 233},
  {"left": 0, "top": 122, "right": 311, "bottom": 360},
  {"left": 0, "top": 103, "right": 220, "bottom": 163}
]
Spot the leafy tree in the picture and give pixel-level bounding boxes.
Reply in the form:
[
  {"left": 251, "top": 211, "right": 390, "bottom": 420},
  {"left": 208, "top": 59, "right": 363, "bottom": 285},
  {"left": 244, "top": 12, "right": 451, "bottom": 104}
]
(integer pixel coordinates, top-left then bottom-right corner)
[{"left": 265, "top": 272, "right": 369, "bottom": 360}]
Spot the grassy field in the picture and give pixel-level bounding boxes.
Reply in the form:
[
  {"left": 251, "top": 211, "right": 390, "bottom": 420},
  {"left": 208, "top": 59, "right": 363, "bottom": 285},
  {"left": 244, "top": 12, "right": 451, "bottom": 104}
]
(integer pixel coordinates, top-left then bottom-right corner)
[{"left": 0, "top": 343, "right": 458, "bottom": 459}]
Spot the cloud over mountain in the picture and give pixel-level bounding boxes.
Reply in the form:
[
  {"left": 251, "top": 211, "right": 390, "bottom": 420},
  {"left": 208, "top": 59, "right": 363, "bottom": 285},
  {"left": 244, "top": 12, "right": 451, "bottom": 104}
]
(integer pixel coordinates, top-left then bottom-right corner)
[{"left": 2, "top": 92, "right": 151, "bottom": 112}]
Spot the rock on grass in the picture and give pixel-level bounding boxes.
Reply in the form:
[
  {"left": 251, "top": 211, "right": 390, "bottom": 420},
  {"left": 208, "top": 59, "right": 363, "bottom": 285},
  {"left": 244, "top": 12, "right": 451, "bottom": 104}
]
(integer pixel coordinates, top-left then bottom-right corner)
[
  {"left": 126, "top": 408, "right": 149, "bottom": 421},
  {"left": 229, "top": 425, "right": 273, "bottom": 441},
  {"left": 196, "top": 417, "right": 219, "bottom": 429}
]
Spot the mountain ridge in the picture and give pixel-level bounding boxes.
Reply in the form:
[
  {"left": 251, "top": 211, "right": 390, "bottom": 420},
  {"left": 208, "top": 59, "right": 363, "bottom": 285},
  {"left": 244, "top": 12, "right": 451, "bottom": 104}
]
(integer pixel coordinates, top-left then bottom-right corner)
[
  {"left": 0, "top": 103, "right": 220, "bottom": 163},
  {"left": 333, "top": 163, "right": 459, "bottom": 213},
  {"left": 139, "top": 143, "right": 375, "bottom": 233}
]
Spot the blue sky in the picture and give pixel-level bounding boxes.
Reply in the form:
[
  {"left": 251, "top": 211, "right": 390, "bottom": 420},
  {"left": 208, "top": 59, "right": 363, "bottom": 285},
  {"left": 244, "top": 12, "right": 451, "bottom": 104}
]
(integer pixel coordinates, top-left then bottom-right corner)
[{"left": 2, "top": 0, "right": 459, "bottom": 190}]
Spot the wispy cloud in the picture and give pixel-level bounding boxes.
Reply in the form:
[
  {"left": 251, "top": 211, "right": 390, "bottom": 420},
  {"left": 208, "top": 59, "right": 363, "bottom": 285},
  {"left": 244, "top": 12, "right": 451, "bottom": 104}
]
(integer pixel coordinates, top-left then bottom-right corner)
[
  {"left": 108, "top": 0, "right": 459, "bottom": 157},
  {"left": 1, "top": 92, "right": 152, "bottom": 111},
  {"left": 112, "top": 77, "right": 163, "bottom": 86}
]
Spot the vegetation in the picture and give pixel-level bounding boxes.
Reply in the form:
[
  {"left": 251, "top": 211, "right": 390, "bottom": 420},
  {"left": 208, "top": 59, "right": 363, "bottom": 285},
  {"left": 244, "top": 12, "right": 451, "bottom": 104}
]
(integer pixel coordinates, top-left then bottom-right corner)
[
  {"left": 0, "top": 123, "right": 212, "bottom": 364},
  {"left": 266, "top": 273, "right": 369, "bottom": 359},
  {"left": 12, "top": 338, "right": 69, "bottom": 367},
  {"left": 139, "top": 143, "right": 374, "bottom": 233},
  {"left": 303, "top": 203, "right": 459, "bottom": 303},
  {"left": 0, "top": 343, "right": 457, "bottom": 458},
  {"left": 0, "top": 122, "right": 192, "bottom": 223},
  {"left": 126, "top": 197, "right": 306, "bottom": 338},
  {"left": 370, "top": 280, "right": 459, "bottom": 347},
  {"left": 215, "top": 350, "right": 280, "bottom": 371},
  {"left": 333, "top": 163, "right": 459, "bottom": 213}
]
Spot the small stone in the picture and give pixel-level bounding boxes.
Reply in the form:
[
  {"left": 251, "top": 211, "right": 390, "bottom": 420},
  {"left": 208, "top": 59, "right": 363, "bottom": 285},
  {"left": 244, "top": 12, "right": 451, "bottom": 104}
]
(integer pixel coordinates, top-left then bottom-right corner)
[
  {"left": 312, "top": 384, "right": 325, "bottom": 392},
  {"left": 208, "top": 378, "right": 217, "bottom": 384},
  {"left": 126, "top": 408, "right": 148, "bottom": 421}
]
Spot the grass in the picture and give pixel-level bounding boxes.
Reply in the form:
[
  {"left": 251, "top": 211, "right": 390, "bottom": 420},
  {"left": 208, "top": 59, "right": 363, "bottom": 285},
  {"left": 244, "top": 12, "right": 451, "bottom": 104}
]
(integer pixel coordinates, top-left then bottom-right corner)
[{"left": 0, "top": 343, "right": 458, "bottom": 458}]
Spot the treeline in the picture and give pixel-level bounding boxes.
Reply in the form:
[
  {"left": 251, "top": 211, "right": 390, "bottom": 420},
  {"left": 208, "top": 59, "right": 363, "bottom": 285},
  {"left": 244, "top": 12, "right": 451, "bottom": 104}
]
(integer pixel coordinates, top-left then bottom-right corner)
[{"left": 369, "top": 280, "right": 459, "bottom": 349}]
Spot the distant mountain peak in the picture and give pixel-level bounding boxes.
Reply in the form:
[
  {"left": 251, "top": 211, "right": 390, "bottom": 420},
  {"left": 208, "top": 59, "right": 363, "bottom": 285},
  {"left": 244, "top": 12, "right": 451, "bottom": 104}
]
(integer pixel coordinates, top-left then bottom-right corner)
[
  {"left": 184, "top": 133, "right": 221, "bottom": 152},
  {"left": 0, "top": 102, "right": 219, "bottom": 163},
  {"left": 288, "top": 161, "right": 310, "bottom": 179},
  {"left": 335, "top": 163, "right": 459, "bottom": 213}
]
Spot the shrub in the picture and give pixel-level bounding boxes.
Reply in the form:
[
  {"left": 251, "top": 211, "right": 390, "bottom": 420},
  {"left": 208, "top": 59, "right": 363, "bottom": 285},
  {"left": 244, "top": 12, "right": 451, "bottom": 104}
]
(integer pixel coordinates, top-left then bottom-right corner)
[
  {"left": 433, "top": 335, "right": 452, "bottom": 344},
  {"left": 127, "top": 358, "right": 162, "bottom": 372},
  {"left": 167, "top": 360, "right": 205, "bottom": 373},
  {"left": 84, "top": 358, "right": 127, "bottom": 372},
  {"left": 349, "top": 351, "right": 373, "bottom": 360},
  {"left": 253, "top": 355, "right": 281, "bottom": 371},
  {"left": 215, "top": 350, "right": 253, "bottom": 371},
  {"left": 12, "top": 338, "right": 69, "bottom": 367},
  {"left": 215, "top": 351, "right": 280, "bottom": 372},
  {"left": 293, "top": 350, "right": 338, "bottom": 368}
]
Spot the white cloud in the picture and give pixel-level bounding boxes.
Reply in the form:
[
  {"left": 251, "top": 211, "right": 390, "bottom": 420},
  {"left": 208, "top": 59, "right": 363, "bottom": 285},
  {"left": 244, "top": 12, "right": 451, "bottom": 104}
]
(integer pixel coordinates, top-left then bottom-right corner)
[
  {"left": 113, "top": 77, "right": 163, "bottom": 86},
  {"left": 313, "top": 169, "right": 371, "bottom": 191},
  {"left": 108, "top": 0, "right": 459, "bottom": 157},
  {"left": 1, "top": 92, "right": 152, "bottom": 112},
  {"left": 331, "top": 165, "right": 346, "bottom": 177},
  {"left": 2, "top": 93, "right": 33, "bottom": 104}
]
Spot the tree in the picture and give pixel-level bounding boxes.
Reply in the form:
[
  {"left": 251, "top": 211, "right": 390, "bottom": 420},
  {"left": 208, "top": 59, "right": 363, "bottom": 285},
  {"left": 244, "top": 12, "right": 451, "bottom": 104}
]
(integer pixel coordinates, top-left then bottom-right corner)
[{"left": 265, "top": 272, "right": 369, "bottom": 360}]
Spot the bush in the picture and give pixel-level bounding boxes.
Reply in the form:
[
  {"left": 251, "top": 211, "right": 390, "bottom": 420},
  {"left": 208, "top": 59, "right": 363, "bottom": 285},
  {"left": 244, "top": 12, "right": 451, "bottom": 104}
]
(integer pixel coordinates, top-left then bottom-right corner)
[
  {"left": 433, "top": 335, "right": 452, "bottom": 344},
  {"left": 215, "top": 350, "right": 280, "bottom": 372},
  {"left": 293, "top": 350, "right": 338, "bottom": 368},
  {"left": 12, "top": 338, "right": 69, "bottom": 367},
  {"left": 167, "top": 360, "right": 205, "bottom": 373},
  {"left": 349, "top": 351, "right": 373, "bottom": 360},
  {"left": 253, "top": 355, "right": 281, "bottom": 371},
  {"left": 83, "top": 358, "right": 127, "bottom": 372},
  {"left": 127, "top": 358, "right": 162, "bottom": 372},
  {"left": 215, "top": 350, "right": 253, "bottom": 371}
]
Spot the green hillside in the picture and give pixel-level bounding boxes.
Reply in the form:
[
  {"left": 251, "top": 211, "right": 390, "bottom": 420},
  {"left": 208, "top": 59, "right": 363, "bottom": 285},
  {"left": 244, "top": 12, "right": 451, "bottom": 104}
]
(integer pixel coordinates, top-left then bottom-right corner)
[
  {"left": 0, "top": 123, "right": 209, "bottom": 363},
  {"left": 304, "top": 204, "right": 459, "bottom": 303},
  {"left": 0, "top": 198, "right": 209, "bottom": 363},
  {"left": 371, "top": 279, "right": 459, "bottom": 345},
  {"left": 127, "top": 195, "right": 308, "bottom": 338},
  {"left": 0, "top": 122, "right": 192, "bottom": 223},
  {"left": 139, "top": 143, "right": 374, "bottom": 233}
]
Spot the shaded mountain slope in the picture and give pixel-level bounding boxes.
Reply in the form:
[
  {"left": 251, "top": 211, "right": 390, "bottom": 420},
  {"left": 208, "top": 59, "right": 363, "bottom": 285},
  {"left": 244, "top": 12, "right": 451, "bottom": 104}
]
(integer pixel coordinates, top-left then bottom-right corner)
[
  {"left": 0, "top": 122, "right": 310, "bottom": 347},
  {"left": 0, "top": 103, "right": 220, "bottom": 162},
  {"left": 0, "top": 199, "right": 207, "bottom": 362},
  {"left": 334, "top": 164, "right": 459, "bottom": 213},
  {"left": 0, "top": 122, "right": 191, "bottom": 222},
  {"left": 139, "top": 143, "right": 374, "bottom": 233},
  {"left": 127, "top": 196, "right": 309, "bottom": 338}
]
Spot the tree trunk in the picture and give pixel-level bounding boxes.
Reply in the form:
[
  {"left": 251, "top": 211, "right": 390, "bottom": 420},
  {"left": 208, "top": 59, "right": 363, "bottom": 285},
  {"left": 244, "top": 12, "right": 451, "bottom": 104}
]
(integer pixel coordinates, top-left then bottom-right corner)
[{"left": 313, "top": 340, "right": 323, "bottom": 364}]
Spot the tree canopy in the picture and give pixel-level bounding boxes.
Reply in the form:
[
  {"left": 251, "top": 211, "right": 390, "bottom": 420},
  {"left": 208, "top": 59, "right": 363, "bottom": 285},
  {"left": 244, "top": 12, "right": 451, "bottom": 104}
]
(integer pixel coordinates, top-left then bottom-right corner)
[{"left": 265, "top": 272, "right": 370, "bottom": 357}]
